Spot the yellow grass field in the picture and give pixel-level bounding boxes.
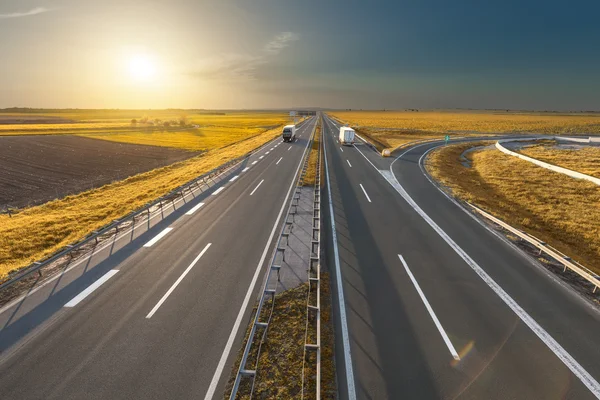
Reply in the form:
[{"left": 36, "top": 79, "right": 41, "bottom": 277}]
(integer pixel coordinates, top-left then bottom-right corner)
[
  {"left": 330, "top": 110, "right": 600, "bottom": 151},
  {"left": 0, "top": 125, "right": 285, "bottom": 279},
  {"left": 426, "top": 143, "right": 600, "bottom": 275},
  {"left": 519, "top": 143, "right": 600, "bottom": 178}
]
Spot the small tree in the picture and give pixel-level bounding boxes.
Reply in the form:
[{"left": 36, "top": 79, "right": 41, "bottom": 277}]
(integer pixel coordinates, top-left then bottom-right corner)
[
  {"left": 163, "top": 121, "right": 171, "bottom": 128},
  {"left": 131, "top": 118, "right": 137, "bottom": 126},
  {"left": 179, "top": 115, "right": 187, "bottom": 127}
]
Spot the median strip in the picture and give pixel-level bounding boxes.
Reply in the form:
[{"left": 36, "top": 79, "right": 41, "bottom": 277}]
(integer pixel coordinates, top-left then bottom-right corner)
[{"left": 143, "top": 227, "right": 173, "bottom": 247}]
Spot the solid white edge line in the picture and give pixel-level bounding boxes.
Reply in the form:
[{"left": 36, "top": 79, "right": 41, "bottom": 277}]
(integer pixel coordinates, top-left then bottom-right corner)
[
  {"left": 146, "top": 243, "right": 212, "bottom": 319},
  {"left": 143, "top": 227, "right": 173, "bottom": 247},
  {"left": 242, "top": 167, "right": 250, "bottom": 172},
  {"left": 0, "top": 119, "right": 317, "bottom": 317},
  {"left": 398, "top": 254, "right": 460, "bottom": 360},
  {"left": 359, "top": 183, "right": 372, "bottom": 203},
  {"left": 64, "top": 270, "right": 119, "bottom": 308},
  {"left": 346, "top": 159, "right": 352, "bottom": 167},
  {"left": 212, "top": 187, "right": 225, "bottom": 196},
  {"left": 185, "top": 202, "right": 205, "bottom": 216},
  {"left": 203, "top": 118, "right": 316, "bottom": 400},
  {"left": 276, "top": 157, "right": 283, "bottom": 165},
  {"left": 381, "top": 142, "right": 600, "bottom": 398},
  {"left": 322, "top": 115, "right": 357, "bottom": 400},
  {"left": 249, "top": 179, "right": 264, "bottom": 196}
]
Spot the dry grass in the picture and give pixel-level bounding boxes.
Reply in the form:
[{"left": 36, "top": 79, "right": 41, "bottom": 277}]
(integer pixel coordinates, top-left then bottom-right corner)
[
  {"left": 224, "top": 273, "right": 336, "bottom": 400},
  {"left": 302, "top": 120, "right": 321, "bottom": 186},
  {"left": 330, "top": 110, "right": 600, "bottom": 151},
  {"left": 426, "top": 143, "right": 600, "bottom": 275},
  {"left": 0, "top": 126, "right": 283, "bottom": 278},
  {"left": 519, "top": 143, "right": 600, "bottom": 178}
]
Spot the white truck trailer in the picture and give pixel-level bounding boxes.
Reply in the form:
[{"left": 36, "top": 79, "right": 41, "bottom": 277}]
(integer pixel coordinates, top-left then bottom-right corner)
[
  {"left": 282, "top": 125, "right": 296, "bottom": 142},
  {"left": 339, "top": 126, "right": 355, "bottom": 145}
]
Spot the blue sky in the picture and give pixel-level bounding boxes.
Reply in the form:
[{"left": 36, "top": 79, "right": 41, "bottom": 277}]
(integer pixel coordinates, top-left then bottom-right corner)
[{"left": 1, "top": 0, "right": 599, "bottom": 110}]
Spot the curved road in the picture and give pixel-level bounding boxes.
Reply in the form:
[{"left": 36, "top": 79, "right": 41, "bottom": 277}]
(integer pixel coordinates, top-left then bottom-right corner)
[{"left": 322, "top": 113, "right": 600, "bottom": 400}]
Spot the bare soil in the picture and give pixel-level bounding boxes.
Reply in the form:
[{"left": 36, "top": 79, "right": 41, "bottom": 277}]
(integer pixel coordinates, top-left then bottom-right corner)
[
  {"left": 0, "top": 135, "right": 197, "bottom": 208},
  {"left": 0, "top": 115, "right": 76, "bottom": 124}
]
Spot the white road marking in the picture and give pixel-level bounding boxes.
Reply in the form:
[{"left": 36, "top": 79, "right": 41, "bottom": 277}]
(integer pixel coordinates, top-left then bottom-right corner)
[
  {"left": 270, "top": 147, "right": 274, "bottom": 150},
  {"left": 340, "top": 147, "right": 344, "bottom": 152},
  {"left": 373, "top": 145, "right": 600, "bottom": 398},
  {"left": 212, "top": 187, "right": 225, "bottom": 196},
  {"left": 64, "top": 270, "right": 119, "bottom": 308},
  {"left": 346, "top": 160, "right": 352, "bottom": 167},
  {"left": 143, "top": 227, "right": 173, "bottom": 247},
  {"left": 242, "top": 167, "right": 250, "bottom": 172},
  {"left": 276, "top": 157, "right": 283, "bottom": 165},
  {"left": 265, "top": 151, "right": 270, "bottom": 155},
  {"left": 398, "top": 254, "right": 460, "bottom": 360},
  {"left": 259, "top": 156, "right": 264, "bottom": 159},
  {"left": 359, "top": 183, "right": 372, "bottom": 203},
  {"left": 146, "top": 243, "right": 212, "bottom": 318},
  {"left": 185, "top": 202, "right": 205, "bottom": 215},
  {"left": 229, "top": 175, "right": 239, "bottom": 182},
  {"left": 250, "top": 179, "right": 264, "bottom": 196},
  {"left": 252, "top": 160, "right": 258, "bottom": 165},
  {"left": 203, "top": 121, "right": 315, "bottom": 400},
  {"left": 322, "top": 121, "right": 357, "bottom": 400}
]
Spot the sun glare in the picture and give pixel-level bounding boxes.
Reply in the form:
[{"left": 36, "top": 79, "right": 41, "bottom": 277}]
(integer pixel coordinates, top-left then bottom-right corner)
[{"left": 128, "top": 55, "right": 157, "bottom": 81}]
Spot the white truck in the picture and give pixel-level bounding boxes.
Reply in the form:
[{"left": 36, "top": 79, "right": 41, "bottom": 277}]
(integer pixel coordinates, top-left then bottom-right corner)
[
  {"left": 339, "top": 126, "right": 355, "bottom": 145},
  {"left": 282, "top": 124, "right": 296, "bottom": 142}
]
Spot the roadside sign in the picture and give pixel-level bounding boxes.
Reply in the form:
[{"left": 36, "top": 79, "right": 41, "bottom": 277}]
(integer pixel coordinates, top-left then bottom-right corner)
[
  {"left": 445, "top": 135, "right": 450, "bottom": 144},
  {"left": 289, "top": 111, "right": 297, "bottom": 117}
]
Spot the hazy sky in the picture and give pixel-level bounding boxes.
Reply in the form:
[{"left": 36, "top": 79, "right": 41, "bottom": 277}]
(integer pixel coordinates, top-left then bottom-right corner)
[{"left": 1, "top": 0, "right": 599, "bottom": 110}]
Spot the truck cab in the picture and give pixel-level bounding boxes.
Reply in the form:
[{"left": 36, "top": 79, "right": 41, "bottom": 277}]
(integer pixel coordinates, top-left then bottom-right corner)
[{"left": 282, "top": 125, "right": 296, "bottom": 142}]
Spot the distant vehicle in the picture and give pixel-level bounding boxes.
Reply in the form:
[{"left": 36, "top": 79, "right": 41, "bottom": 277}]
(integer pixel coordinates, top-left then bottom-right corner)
[
  {"left": 282, "top": 124, "right": 296, "bottom": 142},
  {"left": 339, "top": 127, "right": 355, "bottom": 145}
]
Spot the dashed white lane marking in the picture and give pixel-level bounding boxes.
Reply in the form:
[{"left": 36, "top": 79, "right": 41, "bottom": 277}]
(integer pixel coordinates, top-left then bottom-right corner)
[
  {"left": 146, "top": 243, "right": 212, "bottom": 318},
  {"left": 288, "top": 146, "right": 292, "bottom": 151},
  {"left": 276, "top": 157, "right": 283, "bottom": 165},
  {"left": 143, "top": 227, "right": 173, "bottom": 247},
  {"left": 229, "top": 175, "right": 239, "bottom": 182},
  {"left": 252, "top": 161, "right": 258, "bottom": 165},
  {"left": 265, "top": 151, "right": 270, "bottom": 155},
  {"left": 250, "top": 179, "right": 264, "bottom": 196},
  {"left": 242, "top": 167, "right": 250, "bottom": 172},
  {"left": 212, "top": 187, "right": 225, "bottom": 196},
  {"left": 340, "top": 147, "right": 344, "bottom": 152},
  {"left": 346, "top": 160, "right": 352, "bottom": 167},
  {"left": 398, "top": 254, "right": 460, "bottom": 360},
  {"left": 186, "top": 202, "right": 205, "bottom": 215},
  {"left": 64, "top": 270, "right": 119, "bottom": 308},
  {"left": 359, "top": 184, "right": 372, "bottom": 203},
  {"left": 259, "top": 156, "right": 264, "bottom": 159}
]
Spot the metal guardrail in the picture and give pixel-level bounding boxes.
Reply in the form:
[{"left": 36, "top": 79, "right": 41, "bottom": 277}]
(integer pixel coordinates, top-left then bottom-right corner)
[
  {"left": 301, "top": 118, "right": 322, "bottom": 399},
  {"left": 0, "top": 119, "right": 312, "bottom": 293},
  {"left": 230, "top": 118, "right": 318, "bottom": 399},
  {"left": 469, "top": 203, "right": 600, "bottom": 293}
]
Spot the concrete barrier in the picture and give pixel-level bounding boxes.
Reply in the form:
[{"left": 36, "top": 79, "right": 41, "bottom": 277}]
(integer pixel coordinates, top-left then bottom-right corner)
[{"left": 496, "top": 139, "right": 600, "bottom": 186}]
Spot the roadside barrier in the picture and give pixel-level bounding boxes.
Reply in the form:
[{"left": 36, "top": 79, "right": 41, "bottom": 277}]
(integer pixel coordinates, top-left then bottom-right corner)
[
  {"left": 496, "top": 138, "right": 600, "bottom": 186},
  {"left": 469, "top": 203, "right": 599, "bottom": 294},
  {"left": 0, "top": 119, "right": 312, "bottom": 294},
  {"left": 230, "top": 118, "right": 320, "bottom": 399}
]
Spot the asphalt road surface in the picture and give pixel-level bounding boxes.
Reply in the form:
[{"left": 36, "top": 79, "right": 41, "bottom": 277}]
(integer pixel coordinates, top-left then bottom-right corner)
[
  {"left": 321, "top": 113, "right": 600, "bottom": 400},
  {"left": 0, "top": 117, "right": 317, "bottom": 400}
]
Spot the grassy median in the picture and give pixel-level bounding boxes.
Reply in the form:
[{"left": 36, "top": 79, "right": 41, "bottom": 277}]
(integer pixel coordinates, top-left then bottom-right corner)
[
  {"left": 0, "top": 126, "right": 284, "bottom": 279},
  {"left": 302, "top": 119, "right": 321, "bottom": 186},
  {"left": 426, "top": 143, "right": 600, "bottom": 275}
]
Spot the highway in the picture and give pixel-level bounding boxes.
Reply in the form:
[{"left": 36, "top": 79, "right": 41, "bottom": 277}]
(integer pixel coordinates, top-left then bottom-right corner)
[
  {"left": 321, "top": 113, "right": 600, "bottom": 400},
  {"left": 0, "top": 117, "right": 317, "bottom": 399}
]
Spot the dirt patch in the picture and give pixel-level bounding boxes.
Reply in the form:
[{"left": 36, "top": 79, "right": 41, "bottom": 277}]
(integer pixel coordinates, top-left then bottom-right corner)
[{"left": 0, "top": 135, "right": 197, "bottom": 208}]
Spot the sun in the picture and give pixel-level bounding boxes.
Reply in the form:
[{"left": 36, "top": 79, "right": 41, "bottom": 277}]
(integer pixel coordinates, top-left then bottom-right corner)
[{"left": 128, "top": 54, "right": 157, "bottom": 81}]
